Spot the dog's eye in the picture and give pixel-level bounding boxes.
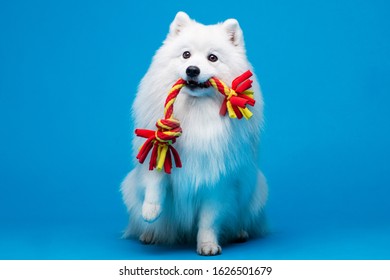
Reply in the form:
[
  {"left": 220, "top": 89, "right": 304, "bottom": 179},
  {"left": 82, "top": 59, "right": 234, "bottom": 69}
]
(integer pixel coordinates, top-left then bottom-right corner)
[
  {"left": 182, "top": 51, "right": 191, "bottom": 59},
  {"left": 208, "top": 54, "right": 218, "bottom": 62}
]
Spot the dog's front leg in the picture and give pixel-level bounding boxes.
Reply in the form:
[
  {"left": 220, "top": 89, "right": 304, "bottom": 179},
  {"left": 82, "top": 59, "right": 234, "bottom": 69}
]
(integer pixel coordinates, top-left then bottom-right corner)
[
  {"left": 196, "top": 198, "right": 222, "bottom": 256},
  {"left": 141, "top": 170, "right": 166, "bottom": 223}
]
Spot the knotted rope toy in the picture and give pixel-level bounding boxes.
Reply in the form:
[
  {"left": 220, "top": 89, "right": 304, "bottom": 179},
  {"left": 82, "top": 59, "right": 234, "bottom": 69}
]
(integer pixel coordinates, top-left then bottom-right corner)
[{"left": 135, "top": 70, "right": 255, "bottom": 174}]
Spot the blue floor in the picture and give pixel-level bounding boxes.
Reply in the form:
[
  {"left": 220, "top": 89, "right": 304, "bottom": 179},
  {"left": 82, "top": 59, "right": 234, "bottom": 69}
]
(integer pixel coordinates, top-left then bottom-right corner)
[{"left": 1, "top": 218, "right": 389, "bottom": 260}]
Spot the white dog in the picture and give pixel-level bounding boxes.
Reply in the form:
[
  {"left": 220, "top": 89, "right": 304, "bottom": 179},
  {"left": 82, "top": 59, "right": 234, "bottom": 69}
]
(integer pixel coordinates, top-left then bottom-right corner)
[{"left": 121, "top": 11, "right": 268, "bottom": 256}]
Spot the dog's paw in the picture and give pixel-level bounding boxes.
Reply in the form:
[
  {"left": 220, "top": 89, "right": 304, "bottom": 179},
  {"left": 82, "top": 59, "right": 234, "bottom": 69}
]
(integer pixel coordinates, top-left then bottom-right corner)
[
  {"left": 142, "top": 202, "right": 161, "bottom": 223},
  {"left": 235, "top": 230, "right": 249, "bottom": 243},
  {"left": 197, "top": 242, "right": 222, "bottom": 256},
  {"left": 139, "top": 232, "right": 154, "bottom": 245}
]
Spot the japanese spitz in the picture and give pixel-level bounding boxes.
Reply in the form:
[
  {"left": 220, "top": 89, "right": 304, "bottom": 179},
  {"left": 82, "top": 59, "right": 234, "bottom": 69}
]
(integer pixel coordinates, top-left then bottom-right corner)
[{"left": 121, "top": 11, "right": 268, "bottom": 256}]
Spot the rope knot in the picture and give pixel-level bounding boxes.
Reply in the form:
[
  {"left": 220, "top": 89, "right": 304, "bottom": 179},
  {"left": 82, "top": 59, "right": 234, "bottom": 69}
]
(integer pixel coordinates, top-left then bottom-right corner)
[
  {"left": 154, "top": 118, "right": 182, "bottom": 144},
  {"left": 209, "top": 70, "right": 256, "bottom": 120},
  {"left": 227, "top": 88, "right": 237, "bottom": 100},
  {"left": 135, "top": 121, "right": 182, "bottom": 174}
]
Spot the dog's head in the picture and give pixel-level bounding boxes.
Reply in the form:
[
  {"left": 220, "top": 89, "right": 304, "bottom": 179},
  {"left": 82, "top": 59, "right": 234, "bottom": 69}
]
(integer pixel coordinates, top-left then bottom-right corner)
[{"left": 154, "top": 12, "right": 250, "bottom": 97}]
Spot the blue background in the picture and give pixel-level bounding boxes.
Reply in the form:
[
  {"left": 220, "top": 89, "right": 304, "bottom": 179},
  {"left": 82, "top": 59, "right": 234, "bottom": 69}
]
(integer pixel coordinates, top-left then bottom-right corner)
[{"left": 1, "top": 0, "right": 389, "bottom": 259}]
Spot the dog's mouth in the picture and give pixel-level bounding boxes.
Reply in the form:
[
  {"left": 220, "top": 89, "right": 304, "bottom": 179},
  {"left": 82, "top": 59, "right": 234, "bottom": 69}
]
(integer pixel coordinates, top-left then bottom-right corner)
[{"left": 185, "top": 80, "right": 211, "bottom": 90}]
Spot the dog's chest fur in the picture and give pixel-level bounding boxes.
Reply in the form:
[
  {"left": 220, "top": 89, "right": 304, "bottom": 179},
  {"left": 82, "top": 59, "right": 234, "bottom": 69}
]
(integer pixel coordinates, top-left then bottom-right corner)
[{"left": 170, "top": 93, "right": 249, "bottom": 188}]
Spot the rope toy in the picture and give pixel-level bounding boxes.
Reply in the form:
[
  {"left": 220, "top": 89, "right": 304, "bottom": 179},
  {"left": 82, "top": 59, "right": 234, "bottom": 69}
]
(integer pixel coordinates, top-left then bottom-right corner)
[
  {"left": 209, "top": 70, "right": 255, "bottom": 120},
  {"left": 135, "top": 70, "right": 255, "bottom": 174}
]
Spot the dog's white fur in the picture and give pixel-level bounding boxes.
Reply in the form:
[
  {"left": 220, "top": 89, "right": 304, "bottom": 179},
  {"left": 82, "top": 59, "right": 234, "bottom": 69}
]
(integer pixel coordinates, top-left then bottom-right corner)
[{"left": 121, "top": 12, "right": 268, "bottom": 256}]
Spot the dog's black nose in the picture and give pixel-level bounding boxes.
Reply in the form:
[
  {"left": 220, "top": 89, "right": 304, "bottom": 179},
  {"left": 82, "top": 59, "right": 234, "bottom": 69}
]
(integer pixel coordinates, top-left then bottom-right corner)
[{"left": 186, "top": 66, "right": 200, "bottom": 78}]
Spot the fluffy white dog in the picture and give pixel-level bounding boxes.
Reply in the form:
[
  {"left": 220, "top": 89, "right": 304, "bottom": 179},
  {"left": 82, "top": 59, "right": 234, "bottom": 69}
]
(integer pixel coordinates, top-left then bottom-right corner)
[{"left": 121, "top": 11, "right": 268, "bottom": 256}]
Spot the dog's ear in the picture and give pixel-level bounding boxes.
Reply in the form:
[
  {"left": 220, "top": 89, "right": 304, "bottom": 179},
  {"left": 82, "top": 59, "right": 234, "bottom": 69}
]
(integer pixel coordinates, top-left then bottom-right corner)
[
  {"left": 169, "top": 11, "right": 191, "bottom": 37},
  {"left": 223, "top": 19, "right": 244, "bottom": 47}
]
